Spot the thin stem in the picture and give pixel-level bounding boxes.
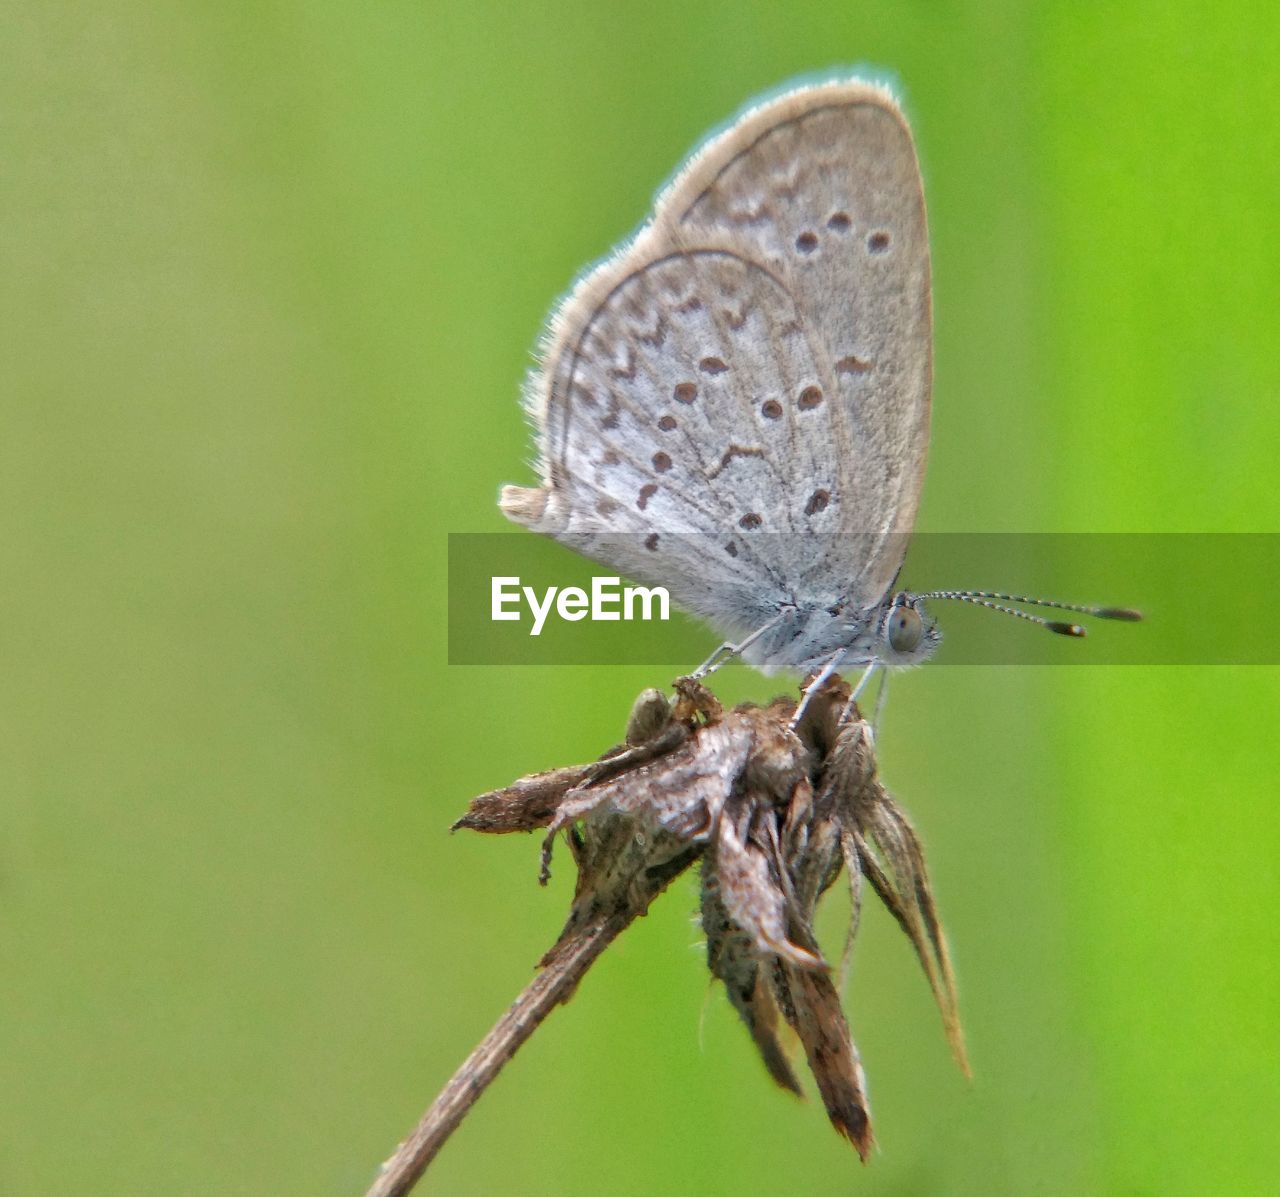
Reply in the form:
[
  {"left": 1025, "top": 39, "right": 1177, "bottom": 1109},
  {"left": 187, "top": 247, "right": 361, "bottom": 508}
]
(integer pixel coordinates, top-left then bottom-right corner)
[{"left": 363, "top": 912, "right": 627, "bottom": 1197}]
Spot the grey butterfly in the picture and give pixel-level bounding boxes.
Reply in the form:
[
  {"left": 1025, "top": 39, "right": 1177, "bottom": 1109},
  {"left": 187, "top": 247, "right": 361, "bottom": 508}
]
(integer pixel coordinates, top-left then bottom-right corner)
[{"left": 501, "top": 78, "right": 1137, "bottom": 712}]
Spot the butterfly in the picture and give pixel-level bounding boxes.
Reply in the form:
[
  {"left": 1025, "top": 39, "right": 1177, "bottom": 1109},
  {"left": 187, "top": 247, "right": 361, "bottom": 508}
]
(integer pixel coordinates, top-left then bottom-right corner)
[{"left": 501, "top": 78, "right": 1138, "bottom": 717}]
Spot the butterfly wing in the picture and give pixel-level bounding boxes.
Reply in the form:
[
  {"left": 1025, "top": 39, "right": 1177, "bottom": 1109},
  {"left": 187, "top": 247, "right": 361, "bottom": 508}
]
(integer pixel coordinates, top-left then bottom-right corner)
[{"left": 502, "top": 79, "right": 931, "bottom": 638}]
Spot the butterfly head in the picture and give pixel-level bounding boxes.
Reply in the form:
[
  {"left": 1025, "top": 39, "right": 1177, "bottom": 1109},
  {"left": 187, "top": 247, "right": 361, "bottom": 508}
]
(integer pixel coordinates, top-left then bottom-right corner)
[{"left": 879, "top": 591, "right": 940, "bottom": 668}]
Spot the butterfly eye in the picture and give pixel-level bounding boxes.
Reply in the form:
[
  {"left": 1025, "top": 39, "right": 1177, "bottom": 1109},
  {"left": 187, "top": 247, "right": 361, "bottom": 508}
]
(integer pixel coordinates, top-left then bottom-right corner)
[{"left": 888, "top": 606, "right": 923, "bottom": 653}]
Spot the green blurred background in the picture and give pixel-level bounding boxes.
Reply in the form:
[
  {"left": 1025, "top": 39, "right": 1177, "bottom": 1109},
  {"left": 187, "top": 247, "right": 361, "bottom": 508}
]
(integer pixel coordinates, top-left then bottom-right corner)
[{"left": 4, "top": 3, "right": 1277, "bottom": 1194}]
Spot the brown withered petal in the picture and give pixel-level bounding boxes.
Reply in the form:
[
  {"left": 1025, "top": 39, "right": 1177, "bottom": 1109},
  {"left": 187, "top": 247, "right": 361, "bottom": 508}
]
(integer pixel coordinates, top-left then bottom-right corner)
[
  {"left": 711, "top": 808, "right": 822, "bottom": 969},
  {"left": 539, "top": 714, "right": 756, "bottom": 884},
  {"left": 451, "top": 761, "right": 596, "bottom": 834},
  {"left": 785, "top": 957, "right": 874, "bottom": 1160},
  {"left": 702, "top": 889, "right": 805, "bottom": 1096}
]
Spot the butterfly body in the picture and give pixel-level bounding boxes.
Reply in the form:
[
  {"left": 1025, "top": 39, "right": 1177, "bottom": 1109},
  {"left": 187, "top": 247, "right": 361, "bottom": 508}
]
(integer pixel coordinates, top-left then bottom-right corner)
[{"left": 741, "top": 591, "right": 938, "bottom": 677}]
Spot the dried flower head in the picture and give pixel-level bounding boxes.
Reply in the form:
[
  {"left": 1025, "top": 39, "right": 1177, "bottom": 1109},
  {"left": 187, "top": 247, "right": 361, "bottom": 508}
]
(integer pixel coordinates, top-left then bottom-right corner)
[
  {"left": 456, "top": 676, "right": 965, "bottom": 1157},
  {"left": 368, "top": 677, "right": 965, "bottom": 1196}
]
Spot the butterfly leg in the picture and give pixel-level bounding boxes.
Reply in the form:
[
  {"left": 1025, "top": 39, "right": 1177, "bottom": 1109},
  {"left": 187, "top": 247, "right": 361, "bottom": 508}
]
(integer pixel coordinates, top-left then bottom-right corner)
[
  {"left": 838, "top": 659, "right": 882, "bottom": 726},
  {"left": 691, "top": 612, "right": 786, "bottom": 680},
  {"left": 791, "top": 648, "right": 849, "bottom": 729},
  {"left": 869, "top": 667, "right": 890, "bottom": 731},
  {"left": 691, "top": 642, "right": 735, "bottom": 679}
]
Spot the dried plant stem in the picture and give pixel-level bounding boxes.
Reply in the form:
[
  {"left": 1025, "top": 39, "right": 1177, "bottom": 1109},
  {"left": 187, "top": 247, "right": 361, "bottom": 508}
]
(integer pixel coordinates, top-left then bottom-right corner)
[{"left": 363, "top": 911, "right": 626, "bottom": 1197}]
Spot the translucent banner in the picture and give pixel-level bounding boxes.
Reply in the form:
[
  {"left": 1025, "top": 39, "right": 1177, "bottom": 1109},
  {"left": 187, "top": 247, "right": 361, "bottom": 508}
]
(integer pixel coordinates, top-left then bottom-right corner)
[{"left": 447, "top": 533, "right": 1279, "bottom": 666}]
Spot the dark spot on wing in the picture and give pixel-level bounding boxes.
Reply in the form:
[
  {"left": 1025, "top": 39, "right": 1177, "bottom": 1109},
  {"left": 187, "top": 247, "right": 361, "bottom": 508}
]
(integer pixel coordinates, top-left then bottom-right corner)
[
  {"left": 657, "top": 415, "right": 677, "bottom": 431},
  {"left": 804, "top": 488, "right": 830, "bottom": 516},
  {"left": 708, "top": 443, "right": 764, "bottom": 479},
  {"left": 644, "top": 533, "right": 659, "bottom": 551},
  {"left": 835, "top": 355, "right": 872, "bottom": 374},
  {"left": 827, "top": 212, "right": 851, "bottom": 232},
  {"left": 797, "top": 385, "right": 824, "bottom": 410},
  {"left": 674, "top": 382, "right": 698, "bottom": 405},
  {"left": 638, "top": 315, "right": 668, "bottom": 348},
  {"left": 652, "top": 451, "right": 672, "bottom": 473},
  {"left": 600, "top": 391, "right": 622, "bottom": 430},
  {"left": 637, "top": 483, "right": 658, "bottom": 510},
  {"left": 795, "top": 231, "right": 818, "bottom": 254},
  {"left": 761, "top": 399, "right": 782, "bottom": 420},
  {"left": 867, "top": 230, "right": 891, "bottom": 254},
  {"left": 607, "top": 345, "right": 637, "bottom": 379},
  {"left": 739, "top": 512, "right": 762, "bottom": 530},
  {"left": 699, "top": 356, "right": 729, "bottom": 375}
]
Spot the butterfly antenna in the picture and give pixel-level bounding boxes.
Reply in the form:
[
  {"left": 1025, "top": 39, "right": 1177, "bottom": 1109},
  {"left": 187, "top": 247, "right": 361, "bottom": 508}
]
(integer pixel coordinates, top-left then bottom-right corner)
[{"left": 917, "top": 591, "right": 1143, "bottom": 638}]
